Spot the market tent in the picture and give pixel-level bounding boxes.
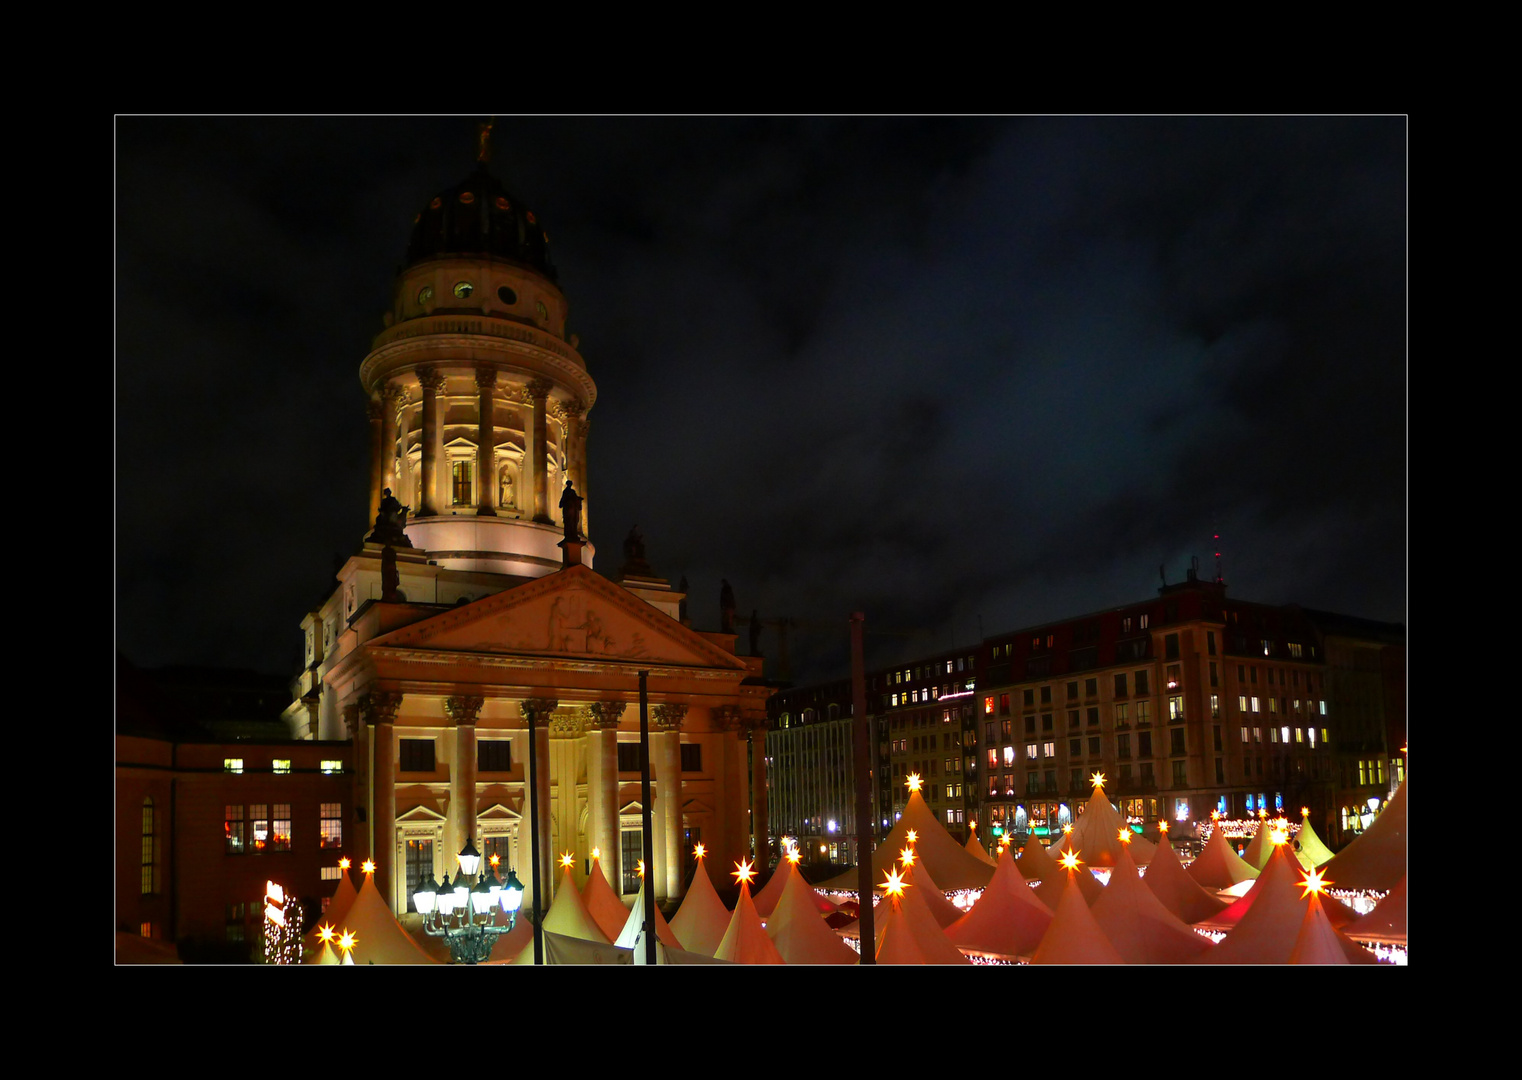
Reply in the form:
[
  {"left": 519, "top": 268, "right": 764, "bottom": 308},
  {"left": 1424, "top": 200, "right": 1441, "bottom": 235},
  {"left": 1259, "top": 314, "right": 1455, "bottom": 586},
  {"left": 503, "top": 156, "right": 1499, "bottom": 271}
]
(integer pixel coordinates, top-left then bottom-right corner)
[
  {"left": 1046, "top": 782, "right": 1157, "bottom": 867},
  {"left": 304, "top": 863, "right": 358, "bottom": 953},
  {"left": 1030, "top": 865, "right": 1122, "bottom": 965},
  {"left": 819, "top": 783, "right": 995, "bottom": 894},
  {"left": 1320, "top": 778, "right": 1407, "bottom": 893},
  {"left": 310, "top": 939, "right": 339, "bottom": 966},
  {"left": 1288, "top": 890, "right": 1377, "bottom": 965},
  {"left": 765, "top": 861, "right": 858, "bottom": 965},
  {"left": 1140, "top": 832, "right": 1230, "bottom": 925},
  {"left": 631, "top": 935, "right": 731, "bottom": 964},
  {"left": 1014, "top": 834, "right": 1061, "bottom": 882},
  {"left": 713, "top": 872, "right": 785, "bottom": 965},
  {"left": 514, "top": 930, "right": 631, "bottom": 965},
  {"left": 754, "top": 853, "right": 835, "bottom": 918},
  {"left": 1034, "top": 842, "right": 1104, "bottom": 910},
  {"left": 1342, "top": 875, "right": 1407, "bottom": 946},
  {"left": 1291, "top": 810, "right": 1337, "bottom": 870},
  {"left": 334, "top": 869, "right": 438, "bottom": 964},
  {"left": 944, "top": 846, "right": 1052, "bottom": 959},
  {"left": 670, "top": 854, "right": 731, "bottom": 957},
  {"left": 581, "top": 854, "right": 631, "bottom": 942},
  {"left": 540, "top": 863, "right": 611, "bottom": 944},
  {"left": 614, "top": 879, "right": 681, "bottom": 950},
  {"left": 874, "top": 875, "right": 971, "bottom": 965},
  {"left": 1197, "top": 844, "right": 1368, "bottom": 964},
  {"left": 901, "top": 858, "right": 967, "bottom": 929},
  {"left": 965, "top": 825, "right": 998, "bottom": 867},
  {"left": 1091, "top": 839, "right": 1213, "bottom": 964},
  {"left": 1242, "top": 817, "right": 1279, "bottom": 870},
  {"left": 1188, "top": 822, "right": 1260, "bottom": 890}
]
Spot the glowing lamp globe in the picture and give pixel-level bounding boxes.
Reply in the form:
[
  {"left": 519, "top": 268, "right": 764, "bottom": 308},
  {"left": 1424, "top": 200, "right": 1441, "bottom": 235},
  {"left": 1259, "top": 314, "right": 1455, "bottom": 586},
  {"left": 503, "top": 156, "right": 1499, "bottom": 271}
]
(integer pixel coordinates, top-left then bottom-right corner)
[
  {"left": 413, "top": 872, "right": 440, "bottom": 915},
  {"left": 500, "top": 869, "right": 524, "bottom": 915},
  {"left": 435, "top": 876, "right": 457, "bottom": 917},
  {"left": 457, "top": 839, "right": 482, "bottom": 877},
  {"left": 471, "top": 870, "right": 498, "bottom": 915},
  {"left": 451, "top": 869, "right": 470, "bottom": 908}
]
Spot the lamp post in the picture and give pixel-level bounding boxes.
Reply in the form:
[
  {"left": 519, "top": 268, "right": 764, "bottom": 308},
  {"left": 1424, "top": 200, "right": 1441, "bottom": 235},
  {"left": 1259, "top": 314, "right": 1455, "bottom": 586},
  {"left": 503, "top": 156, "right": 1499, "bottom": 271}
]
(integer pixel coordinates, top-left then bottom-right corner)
[{"left": 416, "top": 840, "right": 524, "bottom": 964}]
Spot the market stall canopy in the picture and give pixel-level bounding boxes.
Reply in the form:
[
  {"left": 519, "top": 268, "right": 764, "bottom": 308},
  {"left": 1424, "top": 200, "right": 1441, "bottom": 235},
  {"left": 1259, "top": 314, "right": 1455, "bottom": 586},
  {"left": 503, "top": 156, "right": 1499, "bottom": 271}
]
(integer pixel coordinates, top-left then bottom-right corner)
[
  {"left": 1030, "top": 863, "right": 1123, "bottom": 965},
  {"left": 614, "top": 879, "right": 681, "bottom": 950},
  {"left": 305, "top": 863, "right": 357, "bottom": 952},
  {"left": 1242, "top": 818, "right": 1278, "bottom": 870},
  {"left": 631, "top": 935, "right": 731, "bottom": 964},
  {"left": 945, "top": 846, "right": 1052, "bottom": 960},
  {"left": 765, "top": 862, "right": 857, "bottom": 965},
  {"left": 1197, "top": 845, "right": 1367, "bottom": 964},
  {"left": 819, "top": 782, "right": 995, "bottom": 893},
  {"left": 874, "top": 871, "right": 971, "bottom": 965},
  {"left": 1188, "top": 822, "right": 1261, "bottom": 890},
  {"left": 713, "top": 868, "right": 785, "bottom": 965},
  {"left": 514, "top": 931, "right": 631, "bottom": 965},
  {"left": 1320, "top": 778, "right": 1407, "bottom": 893},
  {"left": 670, "top": 853, "right": 730, "bottom": 957},
  {"left": 1291, "top": 811, "right": 1337, "bottom": 870},
  {"left": 1035, "top": 841, "right": 1104, "bottom": 909},
  {"left": 335, "top": 869, "right": 437, "bottom": 964},
  {"left": 1015, "top": 834, "right": 1061, "bottom": 882},
  {"left": 1046, "top": 780, "right": 1157, "bottom": 866},
  {"left": 1342, "top": 875, "right": 1406, "bottom": 946},
  {"left": 1288, "top": 888, "right": 1377, "bottom": 965},
  {"left": 965, "top": 825, "right": 998, "bottom": 867},
  {"left": 582, "top": 854, "right": 631, "bottom": 942},
  {"left": 1140, "top": 832, "right": 1231, "bottom": 925},
  {"left": 903, "top": 859, "right": 966, "bottom": 929},
  {"left": 1091, "top": 839, "right": 1213, "bottom": 964},
  {"left": 541, "top": 863, "right": 611, "bottom": 944}
]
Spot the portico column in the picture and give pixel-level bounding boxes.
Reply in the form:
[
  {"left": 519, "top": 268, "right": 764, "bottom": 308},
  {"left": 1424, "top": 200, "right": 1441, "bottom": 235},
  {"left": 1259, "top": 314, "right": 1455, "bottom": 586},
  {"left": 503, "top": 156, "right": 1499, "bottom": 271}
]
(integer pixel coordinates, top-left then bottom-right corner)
[
  {"left": 519, "top": 698, "right": 558, "bottom": 913},
  {"left": 748, "top": 718, "right": 771, "bottom": 870},
  {"left": 380, "top": 382, "right": 403, "bottom": 499},
  {"left": 587, "top": 701, "right": 627, "bottom": 890},
  {"left": 395, "top": 389, "right": 413, "bottom": 509},
  {"left": 418, "top": 367, "right": 445, "bottom": 517},
  {"left": 475, "top": 367, "right": 497, "bottom": 516},
  {"left": 653, "top": 703, "right": 687, "bottom": 900},
  {"left": 445, "top": 696, "right": 484, "bottom": 868},
  {"left": 361, "top": 689, "right": 402, "bottom": 911},
  {"left": 526, "top": 378, "right": 553, "bottom": 523},
  {"left": 550, "top": 709, "right": 585, "bottom": 886},
  {"left": 366, "top": 396, "right": 384, "bottom": 526}
]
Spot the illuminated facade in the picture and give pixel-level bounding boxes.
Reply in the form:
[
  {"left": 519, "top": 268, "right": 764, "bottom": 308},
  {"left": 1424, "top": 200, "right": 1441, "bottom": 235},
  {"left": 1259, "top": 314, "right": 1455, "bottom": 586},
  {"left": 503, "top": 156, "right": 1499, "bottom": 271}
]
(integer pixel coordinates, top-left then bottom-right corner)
[{"left": 284, "top": 134, "right": 771, "bottom": 916}]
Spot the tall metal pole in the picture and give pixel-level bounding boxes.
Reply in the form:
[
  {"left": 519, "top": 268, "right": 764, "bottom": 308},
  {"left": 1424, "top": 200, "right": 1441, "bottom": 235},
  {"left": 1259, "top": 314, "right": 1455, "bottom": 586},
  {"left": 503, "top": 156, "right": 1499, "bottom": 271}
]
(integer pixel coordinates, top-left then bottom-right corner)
[
  {"left": 639, "top": 670, "right": 656, "bottom": 965},
  {"left": 528, "top": 707, "right": 543, "bottom": 965},
  {"left": 851, "top": 612, "right": 875, "bottom": 963}
]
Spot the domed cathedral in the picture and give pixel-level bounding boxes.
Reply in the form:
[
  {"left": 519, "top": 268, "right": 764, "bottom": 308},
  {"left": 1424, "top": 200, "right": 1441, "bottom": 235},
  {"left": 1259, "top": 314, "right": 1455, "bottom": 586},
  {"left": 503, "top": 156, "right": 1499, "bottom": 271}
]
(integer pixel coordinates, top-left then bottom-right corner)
[{"left": 285, "top": 123, "right": 772, "bottom": 919}]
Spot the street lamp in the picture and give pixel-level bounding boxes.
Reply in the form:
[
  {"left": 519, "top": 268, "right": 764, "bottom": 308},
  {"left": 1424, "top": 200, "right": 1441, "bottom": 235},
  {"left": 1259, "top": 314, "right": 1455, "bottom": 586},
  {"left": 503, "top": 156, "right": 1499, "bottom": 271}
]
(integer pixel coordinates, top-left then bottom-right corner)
[{"left": 417, "top": 842, "right": 523, "bottom": 964}]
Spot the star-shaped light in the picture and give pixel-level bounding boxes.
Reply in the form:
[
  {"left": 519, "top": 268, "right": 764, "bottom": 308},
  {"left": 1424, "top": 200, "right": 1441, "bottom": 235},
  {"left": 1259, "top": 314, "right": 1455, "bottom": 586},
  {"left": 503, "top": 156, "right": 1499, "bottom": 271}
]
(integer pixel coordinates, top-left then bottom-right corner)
[
  {"left": 1090, "top": 771, "right": 1106, "bottom": 789},
  {"left": 899, "top": 847, "right": 916, "bottom": 867},
  {"left": 337, "top": 930, "right": 357, "bottom": 952},
  {"left": 637, "top": 860, "right": 646, "bottom": 878},
  {"left": 906, "top": 829, "right": 918, "bottom": 845},
  {"left": 489, "top": 853, "right": 501, "bottom": 868},
  {"left": 1210, "top": 809, "right": 1221, "bottom": 821},
  {"left": 881, "top": 867, "right": 910, "bottom": 899},
  {"left": 693, "top": 842, "right": 706, "bottom": 860},
  {"left": 1058, "top": 848, "right": 1083, "bottom": 872},
  {"left": 1301, "top": 807, "right": 1311, "bottom": 818},
  {"left": 559, "top": 852, "right": 574, "bottom": 869},
  {"left": 590, "top": 847, "right": 600, "bottom": 860},
  {"left": 906, "top": 773, "right": 923, "bottom": 793},
  {"left": 317, "top": 923, "right": 335, "bottom": 943},
  {"left": 1259, "top": 808, "right": 1269, "bottom": 820},
  {"left": 732, "top": 859, "right": 756, "bottom": 887},
  {"left": 1269, "top": 826, "right": 1289, "bottom": 846},
  {"left": 1297, "top": 866, "right": 1332, "bottom": 899},
  {"left": 338, "top": 857, "right": 351, "bottom": 871},
  {"left": 785, "top": 847, "right": 801, "bottom": 865},
  {"left": 1063, "top": 823, "right": 1074, "bottom": 835},
  {"left": 1117, "top": 828, "right": 1132, "bottom": 844},
  {"left": 361, "top": 859, "right": 376, "bottom": 875},
  {"left": 1158, "top": 819, "right": 1169, "bottom": 834}
]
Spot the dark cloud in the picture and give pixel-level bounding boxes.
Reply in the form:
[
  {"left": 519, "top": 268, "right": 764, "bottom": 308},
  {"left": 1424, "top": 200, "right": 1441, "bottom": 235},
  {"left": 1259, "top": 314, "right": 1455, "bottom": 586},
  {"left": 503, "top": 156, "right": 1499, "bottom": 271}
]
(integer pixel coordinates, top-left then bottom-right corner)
[{"left": 116, "top": 117, "right": 1405, "bottom": 683}]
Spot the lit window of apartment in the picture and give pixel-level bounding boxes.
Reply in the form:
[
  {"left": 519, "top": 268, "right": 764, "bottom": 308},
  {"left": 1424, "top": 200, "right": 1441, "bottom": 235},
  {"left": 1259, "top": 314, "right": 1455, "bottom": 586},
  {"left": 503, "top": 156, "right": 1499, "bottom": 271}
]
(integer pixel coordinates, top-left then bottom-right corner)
[
  {"left": 984, "top": 696, "right": 995, "bottom": 715},
  {"left": 1253, "top": 727, "right": 1262, "bottom": 743},
  {"left": 1168, "top": 695, "right": 1184, "bottom": 721},
  {"left": 1250, "top": 696, "right": 1260, "bottom": 713},
  {"left": 272, "top": 805, "right": 292, "bottom": 851},
  {"left": 1002, "top": 746, "right": 1015, "bottom": 768},
  {"left": 1268, "top": 697, "right": 1278, "bottom": 715},
  {"left": 1320, "top": 728, "right": 1328, "bottom": 742},
  {"left": 141, "top": 798, "right": 157, "bottom": 895},
  {"left": 1139, "top": 614, "right": 1149, "bottom": 629},
  {"left": 1294, "top": 727, "right": 1304, "bottom": 744},
  {"left": 1320, "top": 701, "right": 1327, "bottom": 716},
  {"left": 1136, "top": 700, "right": 1150, "bottom": 724},
  {"left": 1025, "top": 743, "right": 1037, "bottom": 760},
  {"left": 1043, "top": 741, "right": 1055, "bottom": 758},
  {"left": 1241, "top": 726, "right": 1250, "bottom": 744},
  {"left": 320, "top": 803, "right": 343, "bottom": 848},
  {"left": 1280, "top": 726, "right": 1289, "bottom": 744},
  {"left": 224, "top": 758, "right": 244, "bottom": 774},
  {"left": 225, "top": 806, "right": 245, "bottom": 854},
  {"left": 1262, "top": 639, "right": 1272, "bottom": 656},
  {"left": 321, "top": 760, "right": 343, "bottom": 775},
  {"left": 1121, "top": 617, "right": 1132, "bottom": 634},
  {"left": 1115, "top": 703, "right": 1129, "bottom": 726},
  {"left": 1307, "top": 727, "right": 1317, "bottom": 748},
  {"left": 1210, "top": 694, "right": 1220, "bottom": 718},
  {"left": 1288, "top": 642, "right": 1303, "bottom": 658},
  {"left": 273, "top": 759, "right": 291, "bottom": 775}
]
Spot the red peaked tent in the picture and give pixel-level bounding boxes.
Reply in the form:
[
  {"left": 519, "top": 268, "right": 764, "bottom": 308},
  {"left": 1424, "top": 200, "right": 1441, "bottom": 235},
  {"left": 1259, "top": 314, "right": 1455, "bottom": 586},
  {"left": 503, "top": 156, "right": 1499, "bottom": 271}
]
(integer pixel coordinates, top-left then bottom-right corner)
[{"left": 1091, "top": 840, "right": 1212, "bottom": 963}]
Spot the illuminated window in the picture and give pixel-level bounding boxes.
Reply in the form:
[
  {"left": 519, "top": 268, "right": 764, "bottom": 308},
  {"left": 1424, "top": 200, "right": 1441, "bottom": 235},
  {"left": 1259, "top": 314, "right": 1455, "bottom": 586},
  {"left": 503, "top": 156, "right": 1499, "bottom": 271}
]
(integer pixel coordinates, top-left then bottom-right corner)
[
  {"left": 1294, "top": 727, "right": 1303, "bottom": 744},
  {"left": 1210, "top": 694, "right": 1220, "bottom": 719},
  {"left": 1042, "top": 741, "right": 1055, "bottom": 759},
  {"left": 224, "top": 758, "right": 243, "bottom": 774},
  {"left": 225, "top": 806, "right": 245, "bottom": 854},
  {"left": 1121, "top": 617, "right": 1132, "bottom": 634},
  {"left": 1250, "top": 696, "right": 1260, "bottom": 713},
  {"left": 1270, "top": 726, "right": 1279, "bottom": 743},
  {"left": 320, "top": 803, "right": 343, "bottom": 848},
  {"left": 1136, "top": 700, "right": 1150, "bottom": 724},
  {"left": 1269, "top": 697, "right": 1278, "bottom": 715},
  {"left": 451, "top": 460, "right": 474, "bottom": 506},
  {"left": 1115, "top": 703, "right": 1128, "bottom": 727},
  {"left": 1168, "top": 695, "right": 1184, "bottom": 721},
  {"left": 1239, "top": 695, "right": 1248, "bottom": 714},
  {"left": 984, "top": 696, "right": 995, "bottom": 716},
  {"left": 1319, "top": 701, "right": 1327, "bottom": 716},
  {"left": 1241, "top": 726, "right": 1249, "bottom": 743},
  {"left": 273, "top": 759, "right": 291, "bottom": 775},
  {"left": 1025, "top": 743, "right": 1037, "bottom": 760},
  {"left": 271, "top": 804, "right": 292, "bottom": 851},
  {"left": 141, "top": 798, "right": 157, "bottom": 895},
  {"left": 321, "top": 760, "right": 344, "bottom": 775},
  {"left": 1139, "top": 614, "right": 1149, "bottom": 629},
  {"left": 251, "top": 804, "right": 269, "bottom": 852},
  {"left": 999, "top": 693, "right": 1010, "bottom": 715},
  {"left": 1253, "top": 727, "right": 1262, "bottom": 743}
]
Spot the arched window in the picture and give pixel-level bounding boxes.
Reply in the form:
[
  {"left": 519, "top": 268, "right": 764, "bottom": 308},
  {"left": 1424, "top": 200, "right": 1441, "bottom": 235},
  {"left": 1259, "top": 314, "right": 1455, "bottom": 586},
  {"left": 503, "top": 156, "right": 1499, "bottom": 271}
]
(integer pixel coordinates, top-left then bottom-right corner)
[{"left": 141, "top": 797, "right": 157, "bottom": 895}]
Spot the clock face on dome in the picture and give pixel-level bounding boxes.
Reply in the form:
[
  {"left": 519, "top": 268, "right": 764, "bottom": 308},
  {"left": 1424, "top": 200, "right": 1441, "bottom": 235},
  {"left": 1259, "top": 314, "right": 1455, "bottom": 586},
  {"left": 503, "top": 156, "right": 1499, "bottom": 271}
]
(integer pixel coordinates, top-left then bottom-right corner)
[
  {"left": 417, "top": 285, "right": 433, "bottom": 303},
  {"left": 454, "top": 282, "right": 474, "bottom": 299},
  {"left": 536, "top": 300, "right": 548, "bottom": 321}
]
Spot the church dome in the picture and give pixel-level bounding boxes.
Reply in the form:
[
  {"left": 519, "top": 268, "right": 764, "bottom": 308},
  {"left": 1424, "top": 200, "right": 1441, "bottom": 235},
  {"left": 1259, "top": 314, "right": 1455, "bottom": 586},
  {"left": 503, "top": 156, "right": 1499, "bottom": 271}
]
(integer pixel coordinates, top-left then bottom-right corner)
[{"left": 404, "top": 161, "right": 557, "bottom": 282}]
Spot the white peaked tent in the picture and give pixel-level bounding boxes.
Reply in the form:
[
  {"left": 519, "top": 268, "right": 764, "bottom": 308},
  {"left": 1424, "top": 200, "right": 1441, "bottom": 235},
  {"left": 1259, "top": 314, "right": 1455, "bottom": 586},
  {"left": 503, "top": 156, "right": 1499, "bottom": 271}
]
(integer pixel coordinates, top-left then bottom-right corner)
[
  {"left": 614, "top": 880, "right": 682, "bottom": 950},
  {"left": 1034, "top": 843, "right": 1104, "bottom": 910},
  {"left": 333, "top": 871, "right": 437, "bottom": 964},
  {"left": 903, "top": 859, "right": 967, "bottom": 930},
  {"left": 582, "top": 855, "right": 632, "bottom": 942},
  {"left": 631, "top": 934, "right": 731, "bottom": 964},
  {"left": 311, "top": 939, "right": 340, "bottom": 966},
  {"left": 965, "top": 826, "right": 998, "bottom": 867},
  {"left": 1091, "top": 840, "right": 1213, "bottom": 963},
  {"left": 305, "top": 865, "right": 358, "bottom": 952},
  {"left": 1188, "top": 822, "right": 1261, "bottom": 890},
  {"left": 540, "top": 864, "right": 611, "bottom": 943},
  {"left": 514, "top": 930, "right": 632, "bottom": 965},
  {"left": 820, "top": 785, "right": 995, "bottom": 893},
  {"left": 1030, "top": 866, "right": 1123, "bottom": 965},
  {"left": 945, "top": 846, "right": 1052, "bottom": 959},
  {"left": 1140, "top": 831, "right": 1230, "bottom": 924},
  {"left": 1342, "top": 874, "right": 1407, "bottom": 946},
  {"left": 1288, "top": 890, "right": 1377, "bottom": 965},
  {"left": 670, "top": 856, "right": 731, "bottom": 957},
  {"left": 754, "top": 856, "right": 836, "bottom": 920},
  {"left": 1321, "top": 777, "right": 1407, "bottom": 893},
  {"left": 1291, "top": 812, "right": 1337, "bottom": 870},
  {"left": 1015, "top": 834, "right": 1061, "bottom": 882},
  {"left": 1197, "top": 844, "right": 1368, "bottom": 964},
  {"left": 874, "top": 879, "right": 971, "bottom": 965},
  {"left": 765, "top": 863, "right": 857, "bottom": 965},
  {"left": 1046, "top": 784, "right": 1157, "bottom": 866},
  {"left": 713, "top": 877, "right": 785, "bottom": 964},
  {"left": 1241, "top": 819, "right": 1276, "bottom": 870}
]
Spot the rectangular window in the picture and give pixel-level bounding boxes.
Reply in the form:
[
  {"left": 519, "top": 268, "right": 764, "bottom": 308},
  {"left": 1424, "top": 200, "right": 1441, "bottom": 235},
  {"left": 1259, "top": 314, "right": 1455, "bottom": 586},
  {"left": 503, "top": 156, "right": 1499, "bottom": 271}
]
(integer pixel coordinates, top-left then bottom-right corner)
[
  {"left": 1002, "top": 746, "right": 1015, "bottom": 767},
  {"left": 1239, "top": 695, "right": 1249, "bottom": 714},
  {"left": 1086, "top": 706, "right": 1099, "bottom": 727},
  {"left": 1138, "top": 731, "right": 1152, "bottom": 758},
  {"left": 1088, "top": 736, "right": 1101, "bottom": 756},
  {"left": 1022, "top": 689, "right": 1035, "bottom": 707},
  {"left": 1209, "top": 662, "right": 1218, "bottom": 688},
  {"left": 1114, "top": 673, "right": 1127, "bottom": 698},
  {"left": 399, "top": 739, "right": 436, "bottom": 772},
  {"left": 1139, "top": 614, "right": 1149, "bottom": 629},
  {"left": 1358, "top": 760, "right": 1367, "bottom": 785},
  {"left": 983, "top": 695, "right": 994, "bottom": 715},
  {"left": 999, "top": 693, "right": 1010, "bottom": 715},
  {"left": 1253, "top": 727, "right": 1262, "bottom": 743},
  {"left": 1207, "top": 631, "right": 1217, "bottom": 656},
  {"left": 1024, "top": 716, "right": 1035, "bottom": 735},
  {"left": 1241, "top": 726, "right": 1249, "bottom": 743},
  {"left": 225, "top": 806, "right": 245, "bottom": 854},
  {"left": 1288, "top": 642, "right": 1303, "bottom": 658},
  {"left": 1270, "top": 726, "right": 1279, "bottom": 743},
  {"left": 1168, "top": 695, "right": 1184, "bottom": 721},
  {"left": 141, "top": 801, "right": 156, "bottom": 895},
  {"left": 987, "top": 748, "right": 998, "bottom": 768},
  {"left": 1135, "top": 670, "right": 1149, "bottom": 696},
  {"left": 1069, "top": 738, "right": 1081, "bottom": 757},
  {"left": 1066, "top": 682, "right": 1079, "bottom": 701},
  {"left": 321, "top": 760, "right": 344, "bottom": 775},
  {"left": 1215, "top": 757, "right": 1225, "bottom": 783},
  {"left": 479, "top": 740, "right": 513, "bottom": 772},
  {"left": 1115, "top": 703, "right": 1128, "bottom": 726},
  {"left": 1250, "top": 696, "right": 1260, "bottom": 713},
  {"left": 251, "top": 804, "right": 269, "bottom": 852},
  {"left": 1294, "top": 727, "right": 1304, "bottom": 744},
  {"left": 224, "top": 758, "right": 243, "bottom": 774},
  {"left": 1250, "top": 667, "right": 1258, "bottom": 685},
  {"left": 617, "top": 743, "right": 645, "bottom": 772},
  {"left": 1281, "top": 726, "right": 1290, "bottom": 744},
  {"left": 1025, "top": 743, "right": 1037, "bottom": 760},
  {"left": 1043, "top": 741, "right": 1055, "bottom": 758},
  {"left": 1136, "top": 700, "right": 1151, "bottom": 724},
  {"left": 621, "top": 828, "right": 643, "bottom": 894},
  {"left": 320, "top": 803, "right": 342, "bottom": 848},
  {"left": 271, "top": 804, "right": 292, "bottom": 851},
  {"left": 1000, "top": 719, "right": 1012, "bottom": 739},
  {"left": 1040, "top": 686, "right": 1052, "bottom": 705},
  {"left": 226, "top": 903, "right": 245, "bottom": 944},
  {"left": 1320, "top": 701, "right": 1327, "bottom": 716},
  {"left": 1121, "top": 616, "right": 1133, "bottom": 634},
  {"left": 1210, "top": 694, "right": 1220, "bottom": 719},
  {"left": 1118, "top": 734, "right": 1131, "bottom": 759},
  {"left": 1067, "top": 709, "right": 1079, "bottom": 729},
  {"left": 1172, "top": 759, "right": 1187, "bottom": 786},
  {"left": 681, "top": 743, "right": 703, "bottom": 771},
  {"left": 1269, "top": 697, "right": 1278, "bottom": 714},
  {"left": 1169, "top": 728, "right": 1186, "bottom": 756},
  {"left": 273, "top": 759, "right": 291, "bottom": 775},
  {"left": 1165, "top": 633, "right": 1179, "bottom": 660},
  {"left": 451, "top": 460, "right": 473, "bottom": 506}
]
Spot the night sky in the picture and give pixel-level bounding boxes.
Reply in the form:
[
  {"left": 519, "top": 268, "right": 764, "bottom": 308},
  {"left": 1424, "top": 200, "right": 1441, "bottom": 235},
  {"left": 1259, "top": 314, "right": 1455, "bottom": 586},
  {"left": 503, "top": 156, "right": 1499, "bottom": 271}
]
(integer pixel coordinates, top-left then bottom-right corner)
[{"left": 117, "top": 116, "right": 1406, "bottom": 685}]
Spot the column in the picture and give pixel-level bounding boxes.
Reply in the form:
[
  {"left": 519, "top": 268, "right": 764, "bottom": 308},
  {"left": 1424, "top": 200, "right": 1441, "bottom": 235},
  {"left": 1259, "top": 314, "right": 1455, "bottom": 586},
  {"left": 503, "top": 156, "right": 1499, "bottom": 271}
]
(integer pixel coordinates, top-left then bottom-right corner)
[
  {"left": 366, "top": 396, "right": 384, "bottom": 527},
  {"left": 748, "top": 717, "right": 770, "bottom": 869},
  {"left": 519, "top": 698, "right": 558, "bottom": 913},
  {"left": 361, "top": 689, "right": 403, "bottom": 911},
  {"left": 586, "top": 701, "right": 627, "bottom": 890},
  {"left": 561, "top": 401, "right": 587, "bottom": 537},
  {"left": 418, "top": 367, "right": 445, "bottom": 517},
  {"left": 550, "top": 709, "right": 585, "bottom": 887},
  {"left": 653, "top": 703, "right": 687, "bottom": 900},
  {"left": 445, "top": 696, "right": 484, "bottom": 867},
  {"left": 526, "top": 378, "right": 553, "bottom": 523},
  {"left": 712, "top": 706, "right": 742, "bottom": 870},
  {"left": 380, "top": 382, "right": 403, "bottom": 499},
  {"left": 475, "top": 367, "right": 497, "bottom": 516},
  {"left": 396, "top": 389, "right": 413, "bottom": 509}
]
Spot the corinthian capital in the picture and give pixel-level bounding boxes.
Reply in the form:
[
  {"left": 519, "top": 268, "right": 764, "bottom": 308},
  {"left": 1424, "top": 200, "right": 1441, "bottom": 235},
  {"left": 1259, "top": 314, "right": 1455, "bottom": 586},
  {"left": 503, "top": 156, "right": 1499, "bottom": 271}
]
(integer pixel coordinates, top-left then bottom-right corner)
[
  {"left": 549, "top": 709, "right": 584, "bottom": 739},
  {"left": 341, "top": 703, "right": 360, "bottom": 739},
  {"left": 586, "top": 701, "right": 628, "bottom": 729},
  {"left": 711, "top": 705, "right": 743, "bottom": 731},
  {"left": 526, "top": 377, "right": 553, "bottom": 401},
  {"left": 418, "top": 366, "right": 446, "bottom": 394},
  {"left": 520, "top": 698, "right": 560, "bottom": 724},
  {"left": 444, "top": 696, "right": 485, "bottom": 725},
  {"left": 653, "top": 703, "right": 688, "bottom": 732},
  {"left": 359, "top": 689, "right": 402, "bottom": 725},
  {"left": 474, "top": 366, "right": 497, "bottom": 390},
  {"left": 382, "top": 381, "right": 408, "bottom": 404}
]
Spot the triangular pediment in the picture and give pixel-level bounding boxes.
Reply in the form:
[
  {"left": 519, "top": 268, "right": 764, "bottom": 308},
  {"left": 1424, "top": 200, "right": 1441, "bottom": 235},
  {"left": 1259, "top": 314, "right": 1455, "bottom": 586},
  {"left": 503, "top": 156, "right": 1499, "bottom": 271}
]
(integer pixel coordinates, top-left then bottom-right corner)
[
  {"left": 371, "top": 565, "right": 746, "bottom": 670},
  {"left": 397, "top": 804, "right": 446, "bottom": 823},
  {"left": 682, "top": 799, "right": 714, "bottom": 815},
  {"left": 479, "top": 802, "right": 521, "bottom": 821}
]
